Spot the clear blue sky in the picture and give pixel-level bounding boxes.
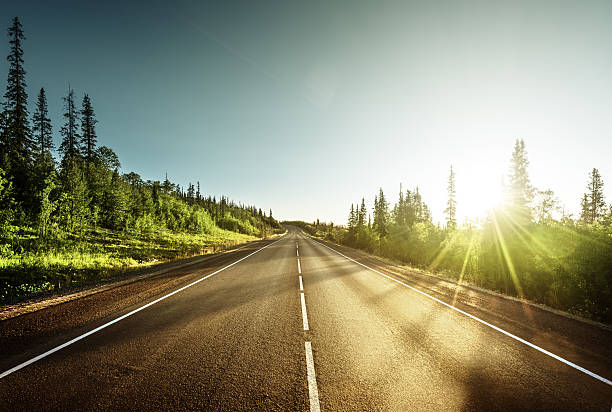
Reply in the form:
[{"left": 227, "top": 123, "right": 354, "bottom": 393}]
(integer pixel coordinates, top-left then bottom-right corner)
[{"left": 2, "top": 0, "right": 611, "bottom": 224}]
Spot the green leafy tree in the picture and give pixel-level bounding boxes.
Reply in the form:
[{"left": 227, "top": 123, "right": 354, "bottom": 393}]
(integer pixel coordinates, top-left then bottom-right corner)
[
  {"left": 96, "top": 145, "right": 120, "bottom": 170},
  {"left": 0, "top": 167, "right": 16, "bottom": 228},
  {"left": 445, "top": 165, "right": 457, "bottom": 230},
  {"left": 58, "top": 160, "right": 89, "bottom": 233},
  {"left": 534, "top": 189, "right": 559, "bottom": 225},
  {"left": 37, "top": 171, "right": 57, "bottom": 238},
  {"left": 101, "top": 170, "right": 129, "bottom": 230}
]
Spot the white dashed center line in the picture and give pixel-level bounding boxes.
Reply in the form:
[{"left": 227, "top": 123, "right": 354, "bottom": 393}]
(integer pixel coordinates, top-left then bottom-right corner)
[
  {"left": 299, "top": 275, "right": 304, "bottom": 291},
  {"left": 300, "top": 292, "right": 309, "bottom": 330},
  {"left": 297, "top": 258, "right": 302, "bottom": 274},
  {"left": 305, "top": 341, "right": 321, "bottom": 412}
]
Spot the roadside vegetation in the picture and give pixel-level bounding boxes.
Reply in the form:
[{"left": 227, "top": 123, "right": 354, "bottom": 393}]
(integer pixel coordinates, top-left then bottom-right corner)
[
  {"left": 290, "top": 141, "right": 612, "bottom": 323},
  {"left": 0, "top": 17, "right": 280, "bottom": 303}
]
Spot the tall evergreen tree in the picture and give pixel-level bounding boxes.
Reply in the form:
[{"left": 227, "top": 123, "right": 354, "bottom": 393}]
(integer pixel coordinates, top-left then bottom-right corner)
[
  {"left": 507, "top": 139, "right": 533, "bottom": 224},
  {"left": 80, "top": 93, "right": 97, "bottom": 163},
  {"left": 358, "top": 198, "right": 367, "bottom": 228},
  {"left": 581, "top": 168, "right": 605, "bottom": 224},
  {"left": 348, "top": 203, "right": 356, "bottom": 231},
  {"left": 373, "top": 188, "right": 388, "bottom": 238},
  {"left": 1, "top": 16, "right": 33, "bottom": 207},
  {"left": 32, "top": 87, "right": 53, "bottom": 156},
  {"left": 59, "top": 87, "right": 81, "bottom": 163},
  {"left": 445, "top": 165, "right": 457, "bottom": 230},
  {"left": 579, "top": 193, "right": 590, "bottom": 224}
]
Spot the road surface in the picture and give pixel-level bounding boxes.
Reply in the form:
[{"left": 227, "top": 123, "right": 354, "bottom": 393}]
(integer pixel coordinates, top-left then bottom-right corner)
[{"left": 1, "top": 226, "right": 611, "bottom": 410}]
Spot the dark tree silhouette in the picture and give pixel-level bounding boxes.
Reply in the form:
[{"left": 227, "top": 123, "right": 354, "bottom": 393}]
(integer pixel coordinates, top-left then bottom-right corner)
[
  {"left": 59, "top": 87, "right": 81, "bottom": 163},
  {"left": 1, "top": 16, "right": 33, "bottom": 206},
  {"left": 80, "top": 93, "right": 97, "bottom": 164},
  {"left": 32, "top": 87, "right": 53, "bottom": 156}
]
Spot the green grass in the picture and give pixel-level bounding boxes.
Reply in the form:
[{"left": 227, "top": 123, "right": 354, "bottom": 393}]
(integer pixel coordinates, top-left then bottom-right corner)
[{"left": 0, "top": 226, "right": 256, "bottom": 303}]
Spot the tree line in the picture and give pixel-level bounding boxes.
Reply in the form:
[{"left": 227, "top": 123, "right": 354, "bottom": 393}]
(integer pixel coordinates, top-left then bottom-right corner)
[
  {"left": 0, "top": 16, "right": 279, "bottom": 246},
  {"left": 309, "top": 139, "right": 612, "bottom": 323}
]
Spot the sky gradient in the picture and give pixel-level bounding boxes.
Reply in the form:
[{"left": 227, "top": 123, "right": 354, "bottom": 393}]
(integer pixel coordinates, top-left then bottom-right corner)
[{"left": 2, "top": 0, "right": 611, "bottom": 224}]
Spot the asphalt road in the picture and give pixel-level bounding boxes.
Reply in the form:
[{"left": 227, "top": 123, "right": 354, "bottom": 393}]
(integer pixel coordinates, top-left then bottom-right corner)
[{"left": 1, "top": 226, "right": 611, "bottom": 411}]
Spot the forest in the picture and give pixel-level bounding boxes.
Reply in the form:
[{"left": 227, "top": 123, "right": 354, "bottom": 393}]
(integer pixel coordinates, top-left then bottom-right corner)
[
  {"left": 295, "top": 140, "right": 612, "bottom": 323},
  {"left": 0, "top": 17, "right": 280, "bottom": 303}
]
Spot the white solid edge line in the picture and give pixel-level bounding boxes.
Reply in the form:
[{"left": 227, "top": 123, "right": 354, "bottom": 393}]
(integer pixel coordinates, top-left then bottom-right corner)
[
  {"left": 312, "top": 238, "right": 612, "bottom": 387},
  {"left": 299, "top": 275, "right": 304, "bottom": 291},
  {"left": 297, "top": 258, "right": 302, "bottom": 274},
  {"left": 300, "top": 292, "right": 309, "bottom": 331},
  {"left": 305, "top": 341, "right": 321, "bottom": 412},
  {"left": 0, "top": 237, "right": 284, "bottom": 380}
]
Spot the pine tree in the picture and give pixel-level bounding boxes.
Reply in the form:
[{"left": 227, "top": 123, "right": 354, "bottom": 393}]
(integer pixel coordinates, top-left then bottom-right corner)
[
  {"left": 348, "top": 204, "right": 356, "bottom": 230},
  {"left": 80, "top": 93, "right": 97, "bottom": 163},
  {"left": 580, "top": 193, "right": 590, "bottom": 224},
  {"left": 187, "top": 182, "right": 195, "bottom": 199},
  {"left": 444, "top": 165, "right": 457, "bottom": 230},
  {"left": 59, "top": 87, "right": 81, "bottom": 163},
  {"left": 507, "top": 139, "right": 533, "bottom": 224},
  {"left": 358, "top": 198, "right": 367, "bottom": 228},
  {"left": 582, "top": 168, "right": 605, "bottom": 224},
  {"left": 32, "top": 87, "right": 53, "bottom": 156},
  {"left": 1, "top": 17, "right": 33, "bottom": 208},
  {"left": 373, "top": 188, "right": 388, "bottom": 238}
]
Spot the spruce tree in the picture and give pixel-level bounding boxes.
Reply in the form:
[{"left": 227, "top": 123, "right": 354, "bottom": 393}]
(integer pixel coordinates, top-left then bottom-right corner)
[
  {"left": 32, "top": 87, "right": 53, "bottom": 157},
  {"left": 445, "top": 165, "right": 457, "bottom": 230},
  {"left": 507, "top": 139, "right": 533, "bottom": 224},
  {"left": 80, "top": 93, "right": 97, "bottom": 163},
  {"left": 348, "top": 204, "right": 356, "bottom": 231},
  {"left": 1, "top": 17, "right": 33, "bottom": 208},
  {"left": 373, "top": 188, "right": 388, "bottom": 238},
  {"left": 358, "top": 198, "right": 367, "bottom": 228},
  {"left": 584, "top": 168, "right": 605, "bottom": 224},
  {"left": 59, "top": 87, "right": 81, "bottom": 163},
  {"left": 580, "top": 193, "right": 590, "bottom": 224}
]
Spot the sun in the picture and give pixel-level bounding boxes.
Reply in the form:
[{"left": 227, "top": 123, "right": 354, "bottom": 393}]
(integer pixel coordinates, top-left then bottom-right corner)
[{"left": 457, "top": 180, "right": 505, "bottom": 221}]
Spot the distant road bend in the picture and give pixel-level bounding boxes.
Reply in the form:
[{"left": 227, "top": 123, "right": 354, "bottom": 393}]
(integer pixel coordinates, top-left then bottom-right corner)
[{"left": 1, "top": 226, "right": 611, "bottom": 410}]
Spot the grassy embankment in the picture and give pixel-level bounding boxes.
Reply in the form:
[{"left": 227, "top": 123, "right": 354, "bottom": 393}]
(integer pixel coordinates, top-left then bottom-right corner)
[
  {"left": 286, "top": 220, "right": 612, "bottom": 324},
  {"left": 0, "top": 226, "right": 257, "bottom": 303}
]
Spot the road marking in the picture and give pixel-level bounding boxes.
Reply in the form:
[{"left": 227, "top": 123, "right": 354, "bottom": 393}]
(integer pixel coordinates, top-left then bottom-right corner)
[
  {"left": 297, "top": 248, "right": 299, "bottom": 257},
  {"left": 312, "top": 238, "right": 612, "bottom": 387},
  {"left": 0, "top": 238, "right": 284, "bottom": 380},
  {"left": 299, "top": 275, "right": 304, "bottom": 291},
  {"left": 300, "top": 292, "right": 309, "bottom": 330},
  {"left": 297, "top": 258, "right": 302, "bottom": 274},
  {"left": 305, "top": 341, "right": 321, "bottom": 412}
]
